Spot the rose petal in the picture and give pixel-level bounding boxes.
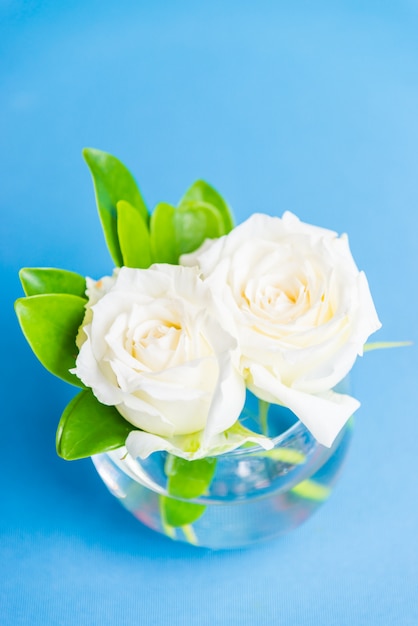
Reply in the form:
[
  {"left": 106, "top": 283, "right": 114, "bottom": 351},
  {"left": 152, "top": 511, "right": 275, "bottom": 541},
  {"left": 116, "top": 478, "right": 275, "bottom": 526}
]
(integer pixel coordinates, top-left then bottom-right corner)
[
  {"left": 125, "top": 422, "right": 273, "bottom": 461},
  {"left": 248, "top": 363, "right": 359, "bottom": 447}
]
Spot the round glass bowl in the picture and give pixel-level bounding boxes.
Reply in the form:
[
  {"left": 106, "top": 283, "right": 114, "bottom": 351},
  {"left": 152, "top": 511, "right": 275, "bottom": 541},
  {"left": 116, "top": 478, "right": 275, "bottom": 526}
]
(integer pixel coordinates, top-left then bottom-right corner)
[{"left": 92, "top": 395, "right": 353, "bottom": 550}]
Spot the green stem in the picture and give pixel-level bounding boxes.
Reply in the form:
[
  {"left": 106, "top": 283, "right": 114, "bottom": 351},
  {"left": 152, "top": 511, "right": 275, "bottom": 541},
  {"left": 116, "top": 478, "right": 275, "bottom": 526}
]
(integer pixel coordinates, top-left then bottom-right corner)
[
  {"left": 182, "top": 525, "right": 198, "bottom": 545},
  {"left": 161, "top": 517, "right": 177, "bottom": 539},
  {"left": 258, "top": 399, "right": 270, "bottom": 436},
  {"left": 290, "top": 479, "right": 331, "bottom": 501}
]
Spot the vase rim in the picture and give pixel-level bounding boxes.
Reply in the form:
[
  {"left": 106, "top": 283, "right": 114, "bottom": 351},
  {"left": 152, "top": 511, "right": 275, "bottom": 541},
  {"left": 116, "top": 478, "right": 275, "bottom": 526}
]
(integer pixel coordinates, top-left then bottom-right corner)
[{"left": 215, "top": 418, "right": 308, "bottom": 459}]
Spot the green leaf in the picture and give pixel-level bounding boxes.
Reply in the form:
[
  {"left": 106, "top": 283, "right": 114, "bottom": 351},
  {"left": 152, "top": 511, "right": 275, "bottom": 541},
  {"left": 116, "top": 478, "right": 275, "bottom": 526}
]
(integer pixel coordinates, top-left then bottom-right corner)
[
  {"left": 15, "top": 293, "right": 86, "bottom": 386},
  {"left": 83, "top": 148, "right": 149, "bottom": 266},
  {"left": 160, "top": 496, "right": 206, "bottom": 527},
  {"left": 363, "top": 341, "right": 413, "bottom": 351},
  {"left": 150, "top": 199, "right": 226, "bottom": 264},
  {"left": 256, "top": 447, "right": 306, "bottom": 464},
  {"left": 19, "top": 268, "right": 87, "bottom": 298},
  {"left": 290, "top": 479, "right": 331, "bottom": 501},
  {"left": 165, "top": 455, "right": 217, "bottom": 499},
  {"left": 56, "top": 389, "right": 134, "bottom": 460},
  {"left": 159, "top": 455, "right": 217, "bottom": 527},
  {"left": 174, "top": 202, "right": 224, "bottom": 256},
  {"left": 149, "top": 202, "right": 178, "bottom": 264},
  {"left": 179, "top": 179, "right": 234, "bottom": 233},
  {"left": 116, "top": 200, "right": 152, "bottom": 268}
]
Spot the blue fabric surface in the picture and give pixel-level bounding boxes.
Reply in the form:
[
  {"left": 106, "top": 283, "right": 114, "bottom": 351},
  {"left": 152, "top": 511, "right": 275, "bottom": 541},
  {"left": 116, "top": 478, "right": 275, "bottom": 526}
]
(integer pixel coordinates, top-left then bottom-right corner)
[{"left": 1, "top": 2, "right": 418, "bottom": 624}]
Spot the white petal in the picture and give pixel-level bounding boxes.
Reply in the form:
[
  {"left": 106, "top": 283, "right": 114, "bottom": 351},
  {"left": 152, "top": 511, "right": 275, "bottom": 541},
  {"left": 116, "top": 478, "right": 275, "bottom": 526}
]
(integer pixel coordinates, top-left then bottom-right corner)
[
  {"left": 248, "top": 363, "right": 359, "bottom": 447},
  {"left": 125, "top": 421, "right": 273, "bottom": 461}
]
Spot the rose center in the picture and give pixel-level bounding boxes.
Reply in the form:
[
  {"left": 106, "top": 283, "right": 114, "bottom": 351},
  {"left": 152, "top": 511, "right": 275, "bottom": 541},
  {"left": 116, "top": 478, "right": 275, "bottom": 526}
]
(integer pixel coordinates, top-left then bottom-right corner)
[
  {"left": 126, "top": 320, "right": 183, "bottom": 370},
  {"left": 136, "top": 321, "right": 181, "bottom": 349}
]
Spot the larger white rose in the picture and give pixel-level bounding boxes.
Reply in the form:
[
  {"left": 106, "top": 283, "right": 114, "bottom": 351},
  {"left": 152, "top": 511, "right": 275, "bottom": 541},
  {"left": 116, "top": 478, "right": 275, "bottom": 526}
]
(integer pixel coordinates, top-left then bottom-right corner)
[
  {"left": 72, "top": 264, "right": 268, "bottom": 459},
  {"left": 182, "top": 212, "right": 382, "bottom": 447}
]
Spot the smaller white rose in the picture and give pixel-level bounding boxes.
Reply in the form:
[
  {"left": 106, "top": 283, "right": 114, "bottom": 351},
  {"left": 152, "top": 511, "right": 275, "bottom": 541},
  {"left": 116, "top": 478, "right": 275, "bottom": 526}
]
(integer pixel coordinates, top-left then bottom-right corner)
[
  {"left": 182, "top": 212, "right": 382, "bottom": 447},
  {"left": 72, "top": 264, "right": 256, "bottom": 459}
]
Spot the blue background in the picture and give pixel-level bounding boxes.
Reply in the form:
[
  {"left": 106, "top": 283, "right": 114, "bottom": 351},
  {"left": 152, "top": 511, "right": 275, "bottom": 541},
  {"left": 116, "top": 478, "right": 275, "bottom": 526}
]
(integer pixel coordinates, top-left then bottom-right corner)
[{"left": 1, "top": 1, "right": 417, "bottom": 624}]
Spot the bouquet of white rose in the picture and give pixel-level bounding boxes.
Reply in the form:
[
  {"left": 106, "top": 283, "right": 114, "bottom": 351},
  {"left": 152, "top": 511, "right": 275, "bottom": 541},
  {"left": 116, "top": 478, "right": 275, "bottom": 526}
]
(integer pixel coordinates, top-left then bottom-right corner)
[{"left": 15, "top": 149, "right": 396, "bottom": 545}]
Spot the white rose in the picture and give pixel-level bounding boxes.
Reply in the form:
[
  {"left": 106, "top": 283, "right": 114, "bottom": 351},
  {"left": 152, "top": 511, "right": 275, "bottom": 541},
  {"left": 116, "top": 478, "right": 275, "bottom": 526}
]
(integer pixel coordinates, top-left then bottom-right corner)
[
  {"left": 75, "top": 269, "right": 119, "bottom": 349},
  {"left": 72, "top": 264, "right": 263, "bottom": 459},
  {"left": 182, "top": 212, "right": 382, "bottom": 447}
]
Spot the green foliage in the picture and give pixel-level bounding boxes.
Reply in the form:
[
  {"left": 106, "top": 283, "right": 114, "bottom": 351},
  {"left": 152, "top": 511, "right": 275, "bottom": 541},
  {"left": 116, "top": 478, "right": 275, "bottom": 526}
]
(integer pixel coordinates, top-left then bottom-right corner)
[
  {"left": 160, "top": 497, "right": 206, "bottom": 528},
  {"left": 150, "top": 199, "right": 228, "bottom": 265},
  {"left": 117, "top": 200, "right": 152, "bottom": 268},
  {"left": 16, "top": 149, "right": 235, "bottom": 467},
  {"left": 179, "top": 179, "right": 234, "bottom": 233},
  {"left": 83, "top": 147, "right": 149, "bottom": 266},
  {"left": 149, "top": 202, "right": 178, "bottom": 264},
  {"left": 82, "top": 148, "right": 234, "bottom": 267},
  {"left": 160, "top": 455, "right": 217, "bottom": 527},
  {"left": 174, "top": 201, "right": 224, "bottom": 255},
  {"left": 290, "top": 479, "right": 331, "bottom": 501},
  {"left": 56, "top": 390, "right": 134, "bottom": 460},
  {"left": 165, "top": 455, "right": 217, "bottom": 498},
  {"left": 19, "top": 268, "right": 87, "bottom": 298},
  {"left": 15, "top": 293, "right": 86, "bottom": 386}
]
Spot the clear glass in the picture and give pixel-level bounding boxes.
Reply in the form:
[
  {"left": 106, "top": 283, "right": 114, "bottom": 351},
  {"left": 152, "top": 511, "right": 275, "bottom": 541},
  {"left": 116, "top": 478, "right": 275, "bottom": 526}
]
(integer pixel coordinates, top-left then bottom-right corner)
[{"left": 92, "top": 389, "right": 353, "bottom": 550}]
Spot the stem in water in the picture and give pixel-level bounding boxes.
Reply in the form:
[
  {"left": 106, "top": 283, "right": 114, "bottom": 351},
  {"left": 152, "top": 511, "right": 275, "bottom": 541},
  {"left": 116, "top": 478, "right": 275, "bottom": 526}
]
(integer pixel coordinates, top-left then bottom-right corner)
[{"left": 259, "top": 399, "right": 270, "bottom": 436}]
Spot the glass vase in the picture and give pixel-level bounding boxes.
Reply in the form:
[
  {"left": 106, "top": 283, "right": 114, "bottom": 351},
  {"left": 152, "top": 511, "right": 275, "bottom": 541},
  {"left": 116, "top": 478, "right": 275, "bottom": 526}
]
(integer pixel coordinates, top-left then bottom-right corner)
[{"left": 91, "top": 390, "right": 353, "bottom": 550}]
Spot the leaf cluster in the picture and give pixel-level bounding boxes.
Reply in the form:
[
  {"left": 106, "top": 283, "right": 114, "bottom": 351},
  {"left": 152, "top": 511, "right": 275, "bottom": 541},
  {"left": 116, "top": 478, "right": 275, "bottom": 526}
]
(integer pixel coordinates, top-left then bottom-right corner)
[
  {"left": 14, "top": 149, "right": 234, "bottom": 465},
  {"left": 82, "top": 147, "right": 234, "bottom": 267}
]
